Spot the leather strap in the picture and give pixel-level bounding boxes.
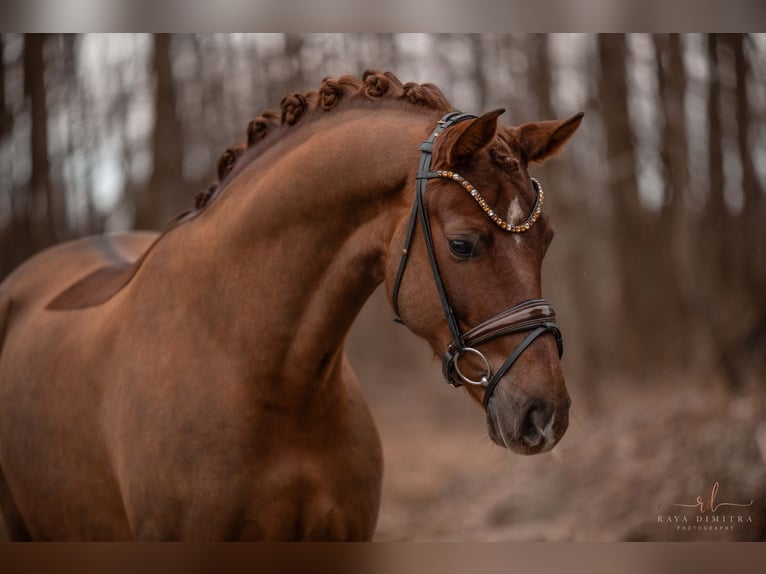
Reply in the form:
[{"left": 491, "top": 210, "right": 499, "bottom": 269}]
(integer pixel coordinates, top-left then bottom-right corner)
[
  {"left": 482, "top": 323, "right": 561, "bottom": 408},
  {"left": 392, "top": 111, "right": 476, "bottom": 349},
  {"left": 463, "top": 299, "right": 560, "bottom": 351}
]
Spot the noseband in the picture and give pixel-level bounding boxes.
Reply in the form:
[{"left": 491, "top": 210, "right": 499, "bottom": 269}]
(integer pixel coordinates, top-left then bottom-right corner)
[{"left": 391, "top": 111, "right": 563, "bottom": 408}]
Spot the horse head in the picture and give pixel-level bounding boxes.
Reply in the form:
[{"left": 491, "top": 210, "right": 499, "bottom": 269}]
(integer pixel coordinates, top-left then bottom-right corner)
[{"left": 387, "top": 108, "right": 583, "bottom": 454}]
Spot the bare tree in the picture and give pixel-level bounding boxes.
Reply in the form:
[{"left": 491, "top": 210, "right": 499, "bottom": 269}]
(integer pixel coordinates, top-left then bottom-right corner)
[
  {"left": 704, "top": 34, "right": 728, "bottom": 283},
  {"left": 283, "top": 34, "right": 306, "bottom": 95},
  {"left": 526, "top": 34, "right": 604, "bottom": 405},
  {"left": 0, "top": 35, "right": 11, "bottom": 137},
  {"left": 653, "top": 33, "right": 693, "bottom": 364},
  {"left": 376, "top": 33, "right": 399, "bottom": 71},
  {"left": 728, "top": 34, "right": 765, "bottom": 299},
  {"left": 24, "top": 34, "right": 55, "bottom": 244},
  {"left": 597, "top": 34, "right": 650, "bottom": 369},
  {"left": 700, "top": 34, "right": 752, "bottom": 390},
  {"left": 526, "top": 34, "right": 555, "bottom": 120},
  {"left": 135, "top": 34, "right": 184, "bottom": 230},
  {"left": 722, "top": 33, "right": 766, "bottom": 386},
  {"left": 468, "top": 35, "right": 488, "bottom": 111}
]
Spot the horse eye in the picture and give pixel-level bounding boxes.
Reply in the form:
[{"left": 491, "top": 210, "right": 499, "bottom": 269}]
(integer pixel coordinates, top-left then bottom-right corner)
[{"left": 449, "top": 239, "right": 474, "bottom": 259}]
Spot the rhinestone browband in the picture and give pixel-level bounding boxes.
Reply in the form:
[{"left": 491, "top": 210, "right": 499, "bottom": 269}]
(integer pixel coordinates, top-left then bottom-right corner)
[{"left": 434, "top": 170, "right": 544, "bottom": 233}]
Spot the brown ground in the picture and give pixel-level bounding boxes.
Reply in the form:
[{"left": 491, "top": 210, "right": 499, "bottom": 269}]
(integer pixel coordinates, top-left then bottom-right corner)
[{"left": 347, "top": 289, "right": 766, "bottom": 541}]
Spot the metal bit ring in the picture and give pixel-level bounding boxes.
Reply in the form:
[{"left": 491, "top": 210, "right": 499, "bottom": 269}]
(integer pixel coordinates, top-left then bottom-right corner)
[{"left": 452, "top": 347, "right": 492, "bottom": 386}]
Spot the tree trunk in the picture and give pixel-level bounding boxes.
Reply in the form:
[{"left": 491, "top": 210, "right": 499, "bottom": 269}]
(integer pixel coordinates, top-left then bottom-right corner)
[
  {"left": 654, "top": 34, "right": 689, "bottom": 227},
  {"left": 469, "top": 35, "right": 488, "bottom": 111},
  {"left": 527, "top": 34, "right": 555, "bottom": 120},
  {"left": 135, "top": 34, "right": 184, "bottom": 230},
  {"left": 283, "top": 34, "right": 305, "bottom": 94},
  {"left": 704, "top": 34, "right": 727, "bottom": 284},
  {"left": 528, "top": 34, "right": 603, "bottom": 406},
  {"left": 653, "top": 33, "right": 693, "bottom": 365},
  {"left": 702, "top": 34, "right": 748, "bottom": 390},
  {"left": 597, "top": 34, "right": 654, "bottom": 371},
  {"left": 377, "top": 33, "right": 399, "bottom": 71},
  {"left": 0, "top": 34, "right": 11, "bottom": 136},
  {"left": 728, "top": 34, "right": 765, "bottom": 300},
  {"left": 23, "top": 33, "right": 55, "bottom": 245},
  {"left": 723, "top": 33, "right": 766, "bottom": 387}
]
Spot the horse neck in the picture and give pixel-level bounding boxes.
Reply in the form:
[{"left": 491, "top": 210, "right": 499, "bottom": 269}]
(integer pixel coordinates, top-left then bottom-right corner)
[{"left": 135, "top": 108, "right": 435, "bottom": 397}]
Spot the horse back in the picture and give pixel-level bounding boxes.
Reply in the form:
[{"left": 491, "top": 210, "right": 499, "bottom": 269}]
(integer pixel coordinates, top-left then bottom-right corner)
[{"left": 0, "top": 232, "right": 158, "bottom": 314}]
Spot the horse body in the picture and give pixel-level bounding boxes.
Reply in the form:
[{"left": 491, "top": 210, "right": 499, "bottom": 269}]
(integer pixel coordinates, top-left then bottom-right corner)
[
  {"left": 0, "top": 109, "right": 430, "bottom": 540},
  {"left": 0, "top": 72, "right": 581, "bottom": 540}
]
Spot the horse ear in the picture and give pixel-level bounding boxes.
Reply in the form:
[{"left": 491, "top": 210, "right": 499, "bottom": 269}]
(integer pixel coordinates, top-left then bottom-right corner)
[
  {"left": 448, "top": 108, "right": 505, "bottom": 164},
  {"left": 516, "top": 112, "right": 584, "bottom": 164}
]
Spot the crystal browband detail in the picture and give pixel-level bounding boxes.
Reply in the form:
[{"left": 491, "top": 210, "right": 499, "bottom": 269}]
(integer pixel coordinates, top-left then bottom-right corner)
[{"left": 434, "top": 170, "right": 544, "bottom": 233}]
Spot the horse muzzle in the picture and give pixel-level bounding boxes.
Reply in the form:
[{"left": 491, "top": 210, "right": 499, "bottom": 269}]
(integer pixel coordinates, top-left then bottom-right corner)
[{"left": 486, "top": 391, "right": 570, "bottom": 454}]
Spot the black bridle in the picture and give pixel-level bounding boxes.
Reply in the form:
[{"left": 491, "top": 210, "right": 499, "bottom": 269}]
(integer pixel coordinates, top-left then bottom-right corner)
[{"left": 391, "top": 111, "right": 563, "bottom": 408}]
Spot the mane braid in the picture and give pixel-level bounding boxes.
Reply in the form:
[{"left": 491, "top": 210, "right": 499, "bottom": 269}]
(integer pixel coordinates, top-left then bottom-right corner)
[{"left": 194, "top": 70, "right": 452, "bottom": 210}]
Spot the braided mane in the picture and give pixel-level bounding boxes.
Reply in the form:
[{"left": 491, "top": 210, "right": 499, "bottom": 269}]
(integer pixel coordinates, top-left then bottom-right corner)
[{"left": 194, "top": 70, "right": 452, "bottom": 209}]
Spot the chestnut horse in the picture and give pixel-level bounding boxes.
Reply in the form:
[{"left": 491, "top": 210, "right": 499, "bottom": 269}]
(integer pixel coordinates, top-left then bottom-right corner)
[{"left": 0, "top": 71, "right": 581, "bottom": 540}]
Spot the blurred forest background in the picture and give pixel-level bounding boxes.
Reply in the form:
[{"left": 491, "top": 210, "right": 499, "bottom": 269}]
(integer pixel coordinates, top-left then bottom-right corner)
[{"left": 0, "top": 34, "right": 765, "bottom": 540}]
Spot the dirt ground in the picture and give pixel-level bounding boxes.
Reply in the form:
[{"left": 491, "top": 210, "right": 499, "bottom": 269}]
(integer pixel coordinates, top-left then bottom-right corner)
[{"left": 347, "top": 289, "right": 766, "bottom": 542}]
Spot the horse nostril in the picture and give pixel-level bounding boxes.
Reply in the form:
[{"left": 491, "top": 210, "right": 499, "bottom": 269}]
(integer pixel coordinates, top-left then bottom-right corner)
[
  {"left": 520, "top": 419, "right": 540, "bottom": 442},
  {"left": 519, "top": 399, "right": 553, "bottom": 444}
]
